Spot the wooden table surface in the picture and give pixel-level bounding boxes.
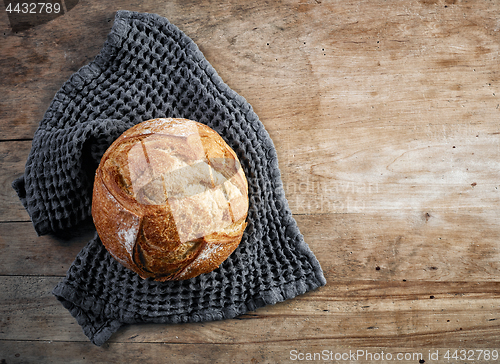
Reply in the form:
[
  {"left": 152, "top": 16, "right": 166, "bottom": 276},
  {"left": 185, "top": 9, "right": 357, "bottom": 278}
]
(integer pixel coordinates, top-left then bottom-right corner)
[{"left": 1, "top": 0, "right": 499, "bottom": 363}]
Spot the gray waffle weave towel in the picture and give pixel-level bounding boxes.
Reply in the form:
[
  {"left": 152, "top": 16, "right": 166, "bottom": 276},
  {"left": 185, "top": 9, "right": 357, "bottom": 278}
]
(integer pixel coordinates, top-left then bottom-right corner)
[{"left": 13, "top": 10, "right": 326, "bottom": 346}]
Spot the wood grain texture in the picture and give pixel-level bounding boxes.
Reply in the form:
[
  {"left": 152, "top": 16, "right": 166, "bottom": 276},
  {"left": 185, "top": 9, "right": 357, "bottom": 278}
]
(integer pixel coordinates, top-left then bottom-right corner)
[
  {"left": 1, "top": 0, "right": 499, "bottom": 362},
  {"left": 9, "top": 342, "right": 498, "bottom": 364},
  {"left": 0, "top": 222, "right": 91, "bottom": 276},
  {"left": 1, "top": 276, "right": 499, "bottom": 344},
  {"left": 0, "top": 141, "right": 32, "bottom": 221}
]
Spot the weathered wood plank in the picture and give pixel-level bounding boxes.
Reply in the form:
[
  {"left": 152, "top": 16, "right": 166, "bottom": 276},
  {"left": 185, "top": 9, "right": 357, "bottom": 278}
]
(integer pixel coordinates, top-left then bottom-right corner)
[
  {"left": 207, "top": 0, "right": 500, "bottom": 134},
  {"left": 0, "top": 4, "right": 116, "bottom": 140},
  {"left": 2, "top": 341, "right": 500, "bottom": 364},
  {"left": 0, "top": 222, "right": 91, "bottom": 276},
  {"left": 97, "top": 281, "right": 500, "bottom": 347},
  {"left": 0, "top": 141, "right": 31, "bottom": 222},
  {"left": 2, "top": 0, "right": 499, "bottom": 137},
  {"left": 274, "top": 121, "right": 500, "bottom": 216},
  {"left": 3, "top": 118, "right": 499, "bottom": 220},
  {"left": 298, "top": 210, "right": 500, "bottom": 282},
  {"left": 7, "top": 341, "right": 497, "bottom": 364},
  {"left": 1, "top": 207, "right": 499, "bottom": 282},
  {"left": 1, "top": 276, "right": 499, "bottom": 347}
]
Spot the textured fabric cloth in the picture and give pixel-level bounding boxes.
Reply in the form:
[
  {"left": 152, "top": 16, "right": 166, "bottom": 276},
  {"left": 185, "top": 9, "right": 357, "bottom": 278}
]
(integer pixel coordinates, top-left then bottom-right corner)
[{"left": 13, "top": 10, "right": 326, "bottom": 346}]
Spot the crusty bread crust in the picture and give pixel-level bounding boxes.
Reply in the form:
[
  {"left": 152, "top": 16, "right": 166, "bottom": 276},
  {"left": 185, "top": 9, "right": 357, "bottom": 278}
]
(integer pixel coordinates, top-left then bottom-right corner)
[{"left": 92, "top": 118, "right": 248, "bottom": 281}]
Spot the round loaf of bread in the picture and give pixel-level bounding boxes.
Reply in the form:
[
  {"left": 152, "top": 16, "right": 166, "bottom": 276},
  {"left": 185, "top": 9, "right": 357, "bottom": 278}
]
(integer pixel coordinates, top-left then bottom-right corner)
[{"left": 91, "top": 118, "right": 248, "bottom": 281}]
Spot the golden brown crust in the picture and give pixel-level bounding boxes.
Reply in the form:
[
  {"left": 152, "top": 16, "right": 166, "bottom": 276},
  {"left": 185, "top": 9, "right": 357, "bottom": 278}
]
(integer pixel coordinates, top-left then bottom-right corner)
[{"left": 91, "top": 118, "right": 248, "bottom": 281}]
